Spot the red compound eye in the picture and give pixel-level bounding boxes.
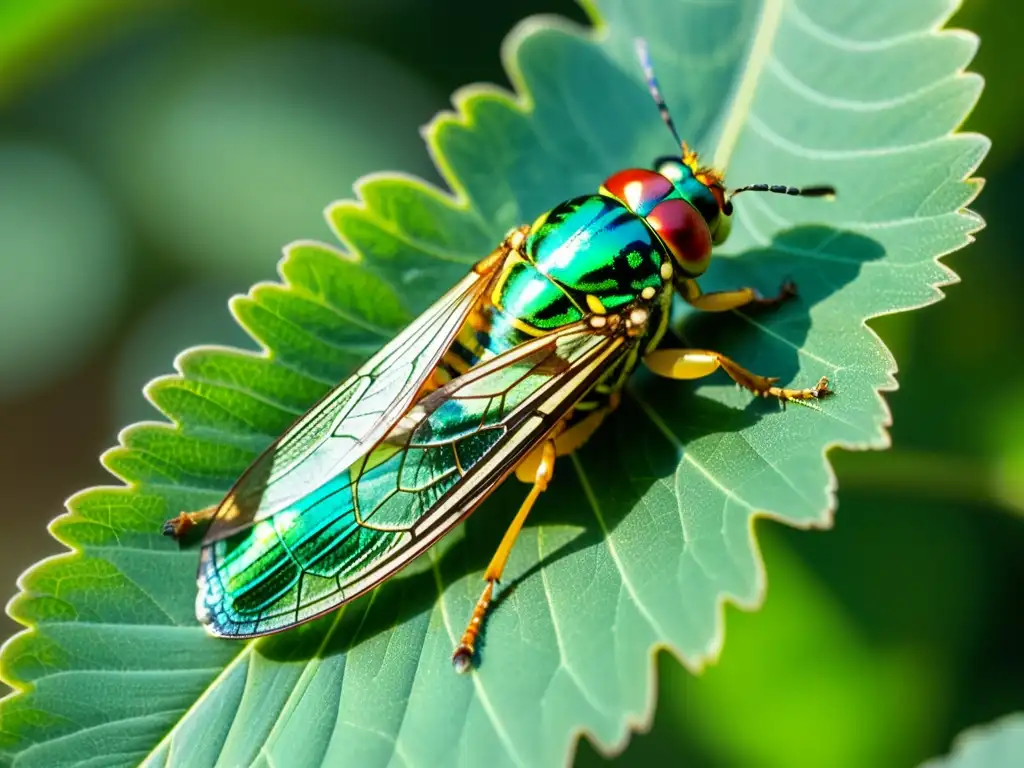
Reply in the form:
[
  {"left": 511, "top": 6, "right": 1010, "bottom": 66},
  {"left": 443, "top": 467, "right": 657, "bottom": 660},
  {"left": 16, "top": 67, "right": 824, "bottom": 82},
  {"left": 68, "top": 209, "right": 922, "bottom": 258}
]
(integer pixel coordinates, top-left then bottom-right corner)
[
  {"left": 645, "top": 198, "right": 712, "bottom": 277},
  {"left": 600, "top": 168, "right": 674, "bottom": 217}
]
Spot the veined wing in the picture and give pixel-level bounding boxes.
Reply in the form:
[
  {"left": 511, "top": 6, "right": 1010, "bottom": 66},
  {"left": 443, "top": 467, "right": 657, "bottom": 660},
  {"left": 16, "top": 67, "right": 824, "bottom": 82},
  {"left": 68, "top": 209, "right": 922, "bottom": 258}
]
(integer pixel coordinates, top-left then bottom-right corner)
[
  {"left": 196, "top": 320, "right": 632, "bottom": 637},
  {"left": 202, "top": 259, "right": 499, "bottom": 544}
]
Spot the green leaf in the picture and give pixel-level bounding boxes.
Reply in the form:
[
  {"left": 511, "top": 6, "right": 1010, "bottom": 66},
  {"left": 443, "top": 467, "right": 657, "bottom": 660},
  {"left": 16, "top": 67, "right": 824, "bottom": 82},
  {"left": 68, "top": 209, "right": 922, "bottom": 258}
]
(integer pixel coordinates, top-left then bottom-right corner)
[
  {"left": 922, "top": 714, "right": 1024, "bottom": 767},
  {"left": 0, "top": 1, "right": 985, "bottom": 766},
  {"left": 657, "top": 527, "right": 944, "bottom": 768}
]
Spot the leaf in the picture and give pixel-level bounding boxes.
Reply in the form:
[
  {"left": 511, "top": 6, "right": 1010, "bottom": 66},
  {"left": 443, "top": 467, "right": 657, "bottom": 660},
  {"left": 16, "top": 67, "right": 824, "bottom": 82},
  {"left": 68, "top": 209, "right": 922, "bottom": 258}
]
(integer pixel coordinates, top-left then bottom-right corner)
[
  {"left": 0, "top": 1, "right": 986, "bottom": 766},
  {"left": 921, "top": 714, "right": 1024, "bottom": 767},
  {"left": 653, "top": 527, "right": 943, "bottom": 768}
]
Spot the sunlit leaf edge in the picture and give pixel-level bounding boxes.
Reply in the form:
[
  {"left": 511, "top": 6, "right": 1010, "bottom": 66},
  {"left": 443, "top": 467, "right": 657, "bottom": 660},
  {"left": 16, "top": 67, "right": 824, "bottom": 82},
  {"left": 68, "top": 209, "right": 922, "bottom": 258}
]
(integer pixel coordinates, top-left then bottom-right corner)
[
  {"left": 921, "top": 713, "right": 1024, "bottom": 767},
  {"left": 0, "top": 2, "right": 989, "bottom": 765},
  {"left": 443, "top": 10, "right": 989, "bottom": 759}
]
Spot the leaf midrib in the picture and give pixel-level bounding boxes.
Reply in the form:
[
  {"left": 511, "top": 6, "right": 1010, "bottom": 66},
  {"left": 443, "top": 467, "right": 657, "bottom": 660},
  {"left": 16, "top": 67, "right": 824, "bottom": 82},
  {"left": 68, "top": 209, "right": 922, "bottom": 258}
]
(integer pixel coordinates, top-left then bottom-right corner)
[
  {"left": 122, "top": 5, "right": 794, "bottom": 763},
  {"left": 711, "top": 0, "right": 785, "bottom": 169}
]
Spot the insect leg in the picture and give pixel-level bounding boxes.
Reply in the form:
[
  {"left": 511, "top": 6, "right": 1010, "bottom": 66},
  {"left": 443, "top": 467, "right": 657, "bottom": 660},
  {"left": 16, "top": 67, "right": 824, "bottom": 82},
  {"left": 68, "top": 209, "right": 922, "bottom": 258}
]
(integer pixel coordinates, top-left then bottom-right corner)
[
  {"left": 512, "top": 396, "right": 619, "bottom": 484},
  {"left": 644, "top": 348, "right": 831, "bottom": 402},
  {"left": 162, "top": 505, "right": 218, "bottom": 540},
  {"left": 452, "top": 438, "right": 557, "bottom": 674},
  {"left": 677, "top": 276, "right": 797, "bottom": 312}
]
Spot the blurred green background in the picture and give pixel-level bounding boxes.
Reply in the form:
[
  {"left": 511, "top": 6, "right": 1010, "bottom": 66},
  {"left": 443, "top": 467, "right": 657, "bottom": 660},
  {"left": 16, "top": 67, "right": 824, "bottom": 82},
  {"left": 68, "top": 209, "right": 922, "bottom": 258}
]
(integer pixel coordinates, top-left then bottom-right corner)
[{"left": 0, "top": 1, "right": 1020, "bottom": 766}]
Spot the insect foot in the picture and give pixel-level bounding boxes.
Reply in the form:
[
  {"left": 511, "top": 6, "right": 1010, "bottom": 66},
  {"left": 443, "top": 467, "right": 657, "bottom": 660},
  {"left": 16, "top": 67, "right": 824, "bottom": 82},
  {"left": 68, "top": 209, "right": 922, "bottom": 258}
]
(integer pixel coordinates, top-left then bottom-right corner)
[
  {"left": 751, "top": 279, "right": 798, "bottom": 311},
  {"left": 162, "top": 512, "right": 193, "bottom": 540},
  {"left": 758, "top": 375, "right": 832, "bottom": 403}
]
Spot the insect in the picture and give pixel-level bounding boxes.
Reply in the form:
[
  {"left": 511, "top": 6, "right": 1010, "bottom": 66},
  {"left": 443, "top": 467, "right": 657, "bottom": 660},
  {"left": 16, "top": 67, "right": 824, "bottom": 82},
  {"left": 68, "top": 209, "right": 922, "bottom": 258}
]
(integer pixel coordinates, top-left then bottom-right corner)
[{"left": 164, "top": 40, "right": 835, "bottom": 673}]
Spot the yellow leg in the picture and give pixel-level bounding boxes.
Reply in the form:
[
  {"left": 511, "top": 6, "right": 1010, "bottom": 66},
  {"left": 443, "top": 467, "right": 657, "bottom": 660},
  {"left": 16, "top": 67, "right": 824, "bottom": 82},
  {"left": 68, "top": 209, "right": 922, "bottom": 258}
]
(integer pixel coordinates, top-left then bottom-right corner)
[
  {"left": 452, "top": 439, "right": 556, "bottom": 673},
  {"left": 513, "top": 395, "right": 619, "bottom": 483},
  {"left": 679, "top": 276, "right": 796, "bottom": 313},
  {"left": 162, "top": 505, "right": 218, "bottom": 540},
  {"left": 644, "top": 348, "right": 830, "bottom": 402}
]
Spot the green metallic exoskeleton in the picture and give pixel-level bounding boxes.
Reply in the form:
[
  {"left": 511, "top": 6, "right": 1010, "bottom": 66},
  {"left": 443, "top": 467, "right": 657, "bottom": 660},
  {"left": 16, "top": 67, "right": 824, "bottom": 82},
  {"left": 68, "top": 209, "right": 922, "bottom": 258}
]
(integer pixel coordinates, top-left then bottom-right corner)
[{"left": 164, "top": 39, "right": 835, "bottom": 673}]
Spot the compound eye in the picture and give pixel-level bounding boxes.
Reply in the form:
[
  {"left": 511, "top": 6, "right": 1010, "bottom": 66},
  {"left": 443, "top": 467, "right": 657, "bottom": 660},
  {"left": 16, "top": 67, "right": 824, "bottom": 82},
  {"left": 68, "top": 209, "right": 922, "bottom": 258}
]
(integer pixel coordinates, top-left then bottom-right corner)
[
  {"left": 645, "top": 198, "right": 712, "bottom": 277},
  {"left": 600, "top": 168, "right": 674, "bottom": 217}
]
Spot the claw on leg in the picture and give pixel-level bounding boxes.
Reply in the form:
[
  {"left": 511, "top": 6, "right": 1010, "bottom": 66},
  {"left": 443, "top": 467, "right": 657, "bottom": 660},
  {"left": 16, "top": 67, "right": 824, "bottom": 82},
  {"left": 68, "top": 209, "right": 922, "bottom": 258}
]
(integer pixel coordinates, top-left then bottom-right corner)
[
  {"left": 755, "top": 374, "right": 831, "bottom": 402},
  {"left": 644, "top": 348, "right": 831, "bottom": 403},
  {"left": 452, "top": 440, "right": 556, "bottom": 673}
]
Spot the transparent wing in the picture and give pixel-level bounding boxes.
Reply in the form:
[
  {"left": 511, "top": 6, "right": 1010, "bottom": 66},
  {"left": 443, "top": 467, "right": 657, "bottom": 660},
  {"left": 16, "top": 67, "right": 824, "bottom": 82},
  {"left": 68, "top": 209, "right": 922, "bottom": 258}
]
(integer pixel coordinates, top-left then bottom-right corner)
[
  {"left": 196, "top": 321, "right": 631, "bottom": 637},
  {"left": 202, "top": 261, "right": 498, "bottom": 544}
]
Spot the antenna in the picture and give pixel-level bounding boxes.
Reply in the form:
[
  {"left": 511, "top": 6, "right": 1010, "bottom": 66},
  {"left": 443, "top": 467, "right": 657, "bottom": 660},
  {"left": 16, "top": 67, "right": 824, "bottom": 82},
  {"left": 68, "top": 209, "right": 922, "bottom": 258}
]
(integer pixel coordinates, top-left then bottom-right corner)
[
  {"left": 635, "top": 36, "right": 837, "bottom": 212},
  {"left": 729, "top": 183, "right": 836, "bottom": 199},
  {"left": 725, "top": 183, "right": 836, "bottom": 214},
  {"left": 634, "top": 38, "right": 684, "bottom": 152}
]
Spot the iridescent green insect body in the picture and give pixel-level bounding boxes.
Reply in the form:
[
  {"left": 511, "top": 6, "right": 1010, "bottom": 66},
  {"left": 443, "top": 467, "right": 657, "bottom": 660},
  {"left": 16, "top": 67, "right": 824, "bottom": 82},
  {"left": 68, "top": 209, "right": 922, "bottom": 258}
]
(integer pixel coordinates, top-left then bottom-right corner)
[{"left": 165, "top": 40, "right": 836, "bottom": 673}]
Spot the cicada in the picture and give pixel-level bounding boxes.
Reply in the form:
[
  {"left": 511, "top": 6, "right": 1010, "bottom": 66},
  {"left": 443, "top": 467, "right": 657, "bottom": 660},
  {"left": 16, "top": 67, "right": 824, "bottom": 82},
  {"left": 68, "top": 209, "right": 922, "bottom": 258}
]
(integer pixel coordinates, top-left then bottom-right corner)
[{"left": 164, "top": 40, "right": 835, "bottom": 673}]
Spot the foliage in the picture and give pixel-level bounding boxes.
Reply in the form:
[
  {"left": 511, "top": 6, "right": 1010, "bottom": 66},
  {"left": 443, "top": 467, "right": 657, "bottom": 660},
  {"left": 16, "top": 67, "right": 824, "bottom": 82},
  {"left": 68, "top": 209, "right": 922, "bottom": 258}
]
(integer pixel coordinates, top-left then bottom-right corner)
[
  {"left": 922, "top": 714, "right": 1024, "bottom": 768},
  {"left": 0, "top": 0, "right": 985, "bottom": 765}
]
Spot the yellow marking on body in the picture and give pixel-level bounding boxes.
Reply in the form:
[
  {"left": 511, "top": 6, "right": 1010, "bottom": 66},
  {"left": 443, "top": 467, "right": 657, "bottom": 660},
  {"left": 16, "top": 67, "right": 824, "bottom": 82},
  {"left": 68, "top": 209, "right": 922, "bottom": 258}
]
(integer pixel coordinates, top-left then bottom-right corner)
[
  {"left": 488, "top": 251, "right": 525, "bottom": 309},
  {"left": 641, "top": 286, "right": 657, "bottom": 300},
  {"left": 442, "top": 350, "right": 473, "bottom": 375},
  {"left": 424, "top": 367, "right": 452, "bottom": 392},
  {"left": 504, "top": 313, "right": 551, "bottom": 338},
  {"left": 589, "top": 315, "right": 607, "bottom": 329},
  {"left": 460, "top": 333, "right": 485, "bottom": 357},
  {"left": 586, "top": 294, "right": 607, "bottom": 314},
  {"left": 660, "top": 261, "right": 673, "bottom": 280},
  {"left": 530, "top": 210, "right": 549, "bottom": 234},
  {"left": 456, "top": 310, "right": 488, "bottom": 358},
  {"left": 464, "top": 306, "right": 488, "bottom": 332}
]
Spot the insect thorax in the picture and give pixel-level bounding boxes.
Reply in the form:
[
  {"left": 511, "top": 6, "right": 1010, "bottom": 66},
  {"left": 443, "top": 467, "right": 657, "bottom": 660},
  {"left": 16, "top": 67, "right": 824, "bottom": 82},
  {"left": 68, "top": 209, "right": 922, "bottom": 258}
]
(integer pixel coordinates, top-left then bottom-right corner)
[{"left": 437, "top": 193, "right": 673, "bottom": 404}]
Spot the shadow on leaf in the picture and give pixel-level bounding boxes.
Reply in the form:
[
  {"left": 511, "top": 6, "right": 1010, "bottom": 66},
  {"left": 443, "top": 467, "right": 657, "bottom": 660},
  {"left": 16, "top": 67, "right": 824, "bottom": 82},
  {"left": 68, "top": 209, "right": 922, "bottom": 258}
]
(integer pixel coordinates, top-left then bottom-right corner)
[{"left": 258, "top": 224, "right": 884, "bottom": 667}]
